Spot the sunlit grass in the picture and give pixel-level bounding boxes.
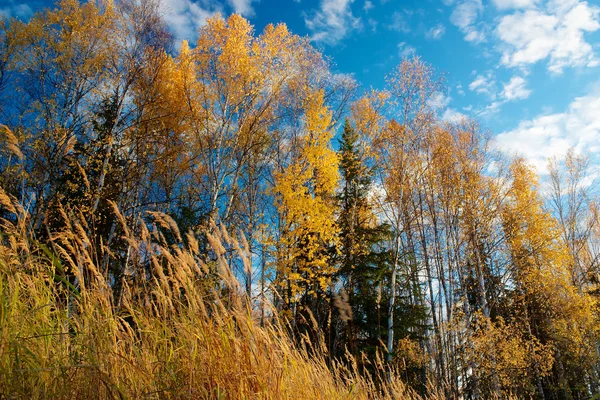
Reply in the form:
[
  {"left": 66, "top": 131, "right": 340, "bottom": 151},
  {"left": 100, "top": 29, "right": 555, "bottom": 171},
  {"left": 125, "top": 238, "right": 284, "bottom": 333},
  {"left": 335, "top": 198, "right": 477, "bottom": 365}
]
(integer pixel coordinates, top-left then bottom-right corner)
[{"left": 0, "top": 188, "right": 423, "bottom": 399}]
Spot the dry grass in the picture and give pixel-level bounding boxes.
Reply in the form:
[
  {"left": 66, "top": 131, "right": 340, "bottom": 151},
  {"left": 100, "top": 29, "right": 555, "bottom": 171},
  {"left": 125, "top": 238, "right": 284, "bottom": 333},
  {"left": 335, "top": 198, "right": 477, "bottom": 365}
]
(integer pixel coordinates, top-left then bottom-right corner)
[{"left": 0, "top": 189, "right": 423, "bottom": 400}]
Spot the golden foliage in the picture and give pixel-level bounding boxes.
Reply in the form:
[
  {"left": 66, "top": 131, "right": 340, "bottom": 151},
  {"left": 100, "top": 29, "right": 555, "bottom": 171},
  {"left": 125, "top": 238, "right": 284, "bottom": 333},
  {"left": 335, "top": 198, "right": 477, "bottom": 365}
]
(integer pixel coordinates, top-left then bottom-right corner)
[
  {"left": 470, "top": 314, "right": 554, "bottom": 397},
  {"left": 274, "top": 89, "right": 340, "bottom": 297}
]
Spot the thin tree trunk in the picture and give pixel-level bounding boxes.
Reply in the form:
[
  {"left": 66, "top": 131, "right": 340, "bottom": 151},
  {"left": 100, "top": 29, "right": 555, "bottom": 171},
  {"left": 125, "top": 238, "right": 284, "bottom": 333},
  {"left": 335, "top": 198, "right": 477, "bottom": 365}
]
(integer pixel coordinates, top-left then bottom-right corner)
[{"left": 387, "top": 234, "right": 402, "bottom": 363}]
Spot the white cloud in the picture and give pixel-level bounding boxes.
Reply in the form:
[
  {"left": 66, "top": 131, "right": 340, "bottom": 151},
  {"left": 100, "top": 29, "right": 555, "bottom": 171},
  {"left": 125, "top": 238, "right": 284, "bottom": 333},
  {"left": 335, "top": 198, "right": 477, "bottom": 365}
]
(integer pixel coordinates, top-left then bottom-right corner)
[
  {"left": 495, "top": 90, "right": 600, "bottom": 173},
  {"left": 492, "top": 0, "right": 538, "bottom": 10},
  {"left": 428, "top": 93, "right": 471, "bottom": 122},
  {"left": 0, "top": 2, "right": 32, "bottom": 19},
  {"left": 305, "top": 0, "right": 361, "bottom": 45},
  {"left": 389, "top": 11, "right": 411, "bottom": 33},
  {"left": 450, "top": 0, "right": 486, "bottom": 42},
  {"left": 480, "top": 100, "right": 503, "bottom": 116},
  {"left": 428, "top": 92, "right": 451, "bottom": 109},
  {"left": 160, "top": 0, "right": 217, "bottom": 44},
  {"left": 227, "top": 0, "right": 257, "bottom": 16},
  {"left": 469, "top": 72, "right": 496, "bottom": 97},
  {"left": 451, "top": 0, "right": 482, "bottom": 28},
  {"left": 469, "top": 74, "right": 531, "bottom": 116},
  {"left": 368, "top": 18, "right": 378, "bottom": 32},
  {"left": 398, "top": 42, "right": 416, "bottom": 58},
  {"left": 496, "top": 1, "right": 600, "bottom": 73},
  {"left": 464, "top": 29, "right": 486, "bottom": 42},
  {"left": 502, "top": 76, "right": 531, "bottom": 100},
  {"left": 364, "top": 0, "right": 373, "bottom": 12},
  {"left": 426, "top": 24, "right": 446, "bottom": 39},
  {"left": 442, "top": 108, "right": 468, "bottom": 122}
]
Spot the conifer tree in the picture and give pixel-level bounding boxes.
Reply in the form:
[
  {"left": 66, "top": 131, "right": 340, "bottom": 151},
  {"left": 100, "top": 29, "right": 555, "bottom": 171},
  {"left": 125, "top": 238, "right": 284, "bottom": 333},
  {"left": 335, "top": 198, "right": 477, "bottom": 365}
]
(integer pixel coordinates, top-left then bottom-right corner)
[{"left": 336, "top": 119, "right": 390, "bottom": 358}]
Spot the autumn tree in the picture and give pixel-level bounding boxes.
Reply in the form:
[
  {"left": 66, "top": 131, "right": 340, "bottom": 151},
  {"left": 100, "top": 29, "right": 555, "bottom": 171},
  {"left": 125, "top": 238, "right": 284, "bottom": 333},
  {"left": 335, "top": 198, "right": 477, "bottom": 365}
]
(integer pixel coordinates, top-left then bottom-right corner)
[
  {"left": 548, "top": 149, "right": 600, "bottom": 291},
  {"left": 273, "top": 88, "right": 339, "bottom": 336},
  {"left": 501, "top": 158, "right": 598, "bottom": 398},
  {"left": 2, "top": 3, "right": 600, "bottom": 398},
  {"left": 370, "top": 57, "right": 442, "bottom": 377},
  {"left": 5, "top": 0, "right": 116, "bottom": 229}
]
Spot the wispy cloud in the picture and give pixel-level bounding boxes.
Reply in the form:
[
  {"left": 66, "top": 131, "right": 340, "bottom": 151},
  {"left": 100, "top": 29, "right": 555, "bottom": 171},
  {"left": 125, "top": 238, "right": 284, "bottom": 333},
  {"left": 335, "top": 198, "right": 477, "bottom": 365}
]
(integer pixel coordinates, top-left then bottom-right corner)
[
  {"left": 160, "top": 0, "right": 217, "bottom": 44},
  {"left": 227, "top": 0, "right": 257, "bottom": 17},
  {"left": 0, "top": 1, "right": 32, "bottom": 20},
  {"left": 426, "top": 23, "right": 446, "bottom": 39},
  {"left": 398, "top": 42, "right": 416, "bottom": 58},
  {"left": 428, "top": 92, "right": 471, "bottom": 123},
  {"left": 388, "top": 11, "right": 411, "bottom": 33},
  {"left": 442, "top": 108, "right": 468, "bottom": 122},
  {"left": 470, "top": 73, "right": 531, "bottom": 116},
  {"left": 367, "top": 18, "right": 378, "bottom": 32},
  {"left": 492, "top": 0, "right": 538, "bottom": 10},
  {"left": 450, "top": 0, "right": 485, "bottom": 42},
  {"left": 469, "top": 72, "right": 496, "bottom": 98},
  {"left": 304, "top": 0, "right": 361, "bottom": 45},
  {"left": 428, "top": 92, "right": 451, "bottom": 110}
]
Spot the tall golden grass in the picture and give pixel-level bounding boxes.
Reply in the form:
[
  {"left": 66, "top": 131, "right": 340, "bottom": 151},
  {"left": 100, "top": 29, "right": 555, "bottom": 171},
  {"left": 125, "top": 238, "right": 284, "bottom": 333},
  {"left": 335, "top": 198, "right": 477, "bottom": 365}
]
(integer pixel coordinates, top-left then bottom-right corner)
[{"left": 0, "top": 188, "right": 427, "bottom": 399}]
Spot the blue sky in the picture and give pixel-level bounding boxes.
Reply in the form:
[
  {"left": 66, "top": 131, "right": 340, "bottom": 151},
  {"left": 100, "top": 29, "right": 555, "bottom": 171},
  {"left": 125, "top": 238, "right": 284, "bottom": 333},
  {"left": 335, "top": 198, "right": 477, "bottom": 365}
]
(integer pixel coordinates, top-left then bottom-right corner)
[{"left": 2, "top": 0, "right": 600, "bottom": 174}]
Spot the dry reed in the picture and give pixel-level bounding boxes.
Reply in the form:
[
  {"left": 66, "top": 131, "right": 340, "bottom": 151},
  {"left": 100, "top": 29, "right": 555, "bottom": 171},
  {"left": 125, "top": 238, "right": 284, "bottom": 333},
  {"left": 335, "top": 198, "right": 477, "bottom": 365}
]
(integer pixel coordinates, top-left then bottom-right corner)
[{"left": 0, "top": 187, "right": 424, "bottom": 399}]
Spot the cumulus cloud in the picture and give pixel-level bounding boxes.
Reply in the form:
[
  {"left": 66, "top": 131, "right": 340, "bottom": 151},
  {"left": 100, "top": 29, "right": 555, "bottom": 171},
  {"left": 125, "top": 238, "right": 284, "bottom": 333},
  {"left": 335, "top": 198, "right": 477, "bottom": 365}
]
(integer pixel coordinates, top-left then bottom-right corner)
[
  {"left": 496, "top": 1, "right": 600, "bottom": 73},
  {"left": 450, "top": 0, "right": 486, "bottom": 42},
  {"left": 426, "top": 24, "right": 446, "bottom": 39},
  {"left": 363, "top": 0, "right": 373, "bottom": 12},
  {"left": 304, "top": 0, "right": 361, "bottom": 45},
  {"left": 495, "top": 89, "right": 600, "bottom": 173},
  {"left": 501, "top": 76, "right": 531, "bottom": 100}
]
